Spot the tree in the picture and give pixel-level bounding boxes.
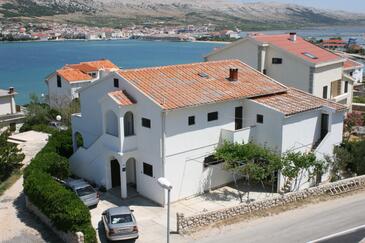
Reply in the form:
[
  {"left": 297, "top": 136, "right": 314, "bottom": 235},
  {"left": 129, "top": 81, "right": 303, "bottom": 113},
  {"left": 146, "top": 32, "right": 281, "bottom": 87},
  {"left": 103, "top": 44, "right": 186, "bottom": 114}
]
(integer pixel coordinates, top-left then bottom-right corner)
[
  {"left": 0, "top": 130, "right": 25, "bottom": 182},
  {"left": 215, "top": 142, "right": 282, "bottom": 202},
  {"left": 344, "top": 112, "right": 364, "bottom": 141}
]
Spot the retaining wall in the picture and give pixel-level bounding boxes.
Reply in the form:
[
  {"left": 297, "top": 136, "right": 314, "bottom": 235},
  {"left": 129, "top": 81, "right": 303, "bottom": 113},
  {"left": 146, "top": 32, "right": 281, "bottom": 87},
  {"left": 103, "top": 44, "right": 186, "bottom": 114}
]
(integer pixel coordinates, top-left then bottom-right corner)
[
  {"left": 177, "top": 175, "right": 365, "bottom": 233},
  {"left": 26, "top": 196, "right": 84, "bottom": 243}
]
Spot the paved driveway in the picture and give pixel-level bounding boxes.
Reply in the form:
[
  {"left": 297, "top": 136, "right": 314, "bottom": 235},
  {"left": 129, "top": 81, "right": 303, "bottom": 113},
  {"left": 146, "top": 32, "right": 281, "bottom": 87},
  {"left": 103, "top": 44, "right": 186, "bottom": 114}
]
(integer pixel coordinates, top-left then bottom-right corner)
[{"left": 0, "top": 131, "right": 60, "bottom": 243}]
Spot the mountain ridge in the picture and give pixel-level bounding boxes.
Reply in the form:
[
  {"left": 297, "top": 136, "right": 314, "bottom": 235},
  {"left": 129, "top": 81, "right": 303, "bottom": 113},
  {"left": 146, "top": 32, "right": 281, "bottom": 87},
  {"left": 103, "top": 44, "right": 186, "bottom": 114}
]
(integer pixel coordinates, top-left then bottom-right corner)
[{"left": 1, "top": 0, "right": 365, "bottom": 30}]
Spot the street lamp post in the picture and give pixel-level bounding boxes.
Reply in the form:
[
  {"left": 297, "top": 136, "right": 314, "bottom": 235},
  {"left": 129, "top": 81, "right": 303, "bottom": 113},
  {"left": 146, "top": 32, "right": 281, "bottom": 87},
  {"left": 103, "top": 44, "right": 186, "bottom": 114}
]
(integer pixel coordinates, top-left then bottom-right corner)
[{"left": 157, "top": 177, "right": 173, "bottom": 243}]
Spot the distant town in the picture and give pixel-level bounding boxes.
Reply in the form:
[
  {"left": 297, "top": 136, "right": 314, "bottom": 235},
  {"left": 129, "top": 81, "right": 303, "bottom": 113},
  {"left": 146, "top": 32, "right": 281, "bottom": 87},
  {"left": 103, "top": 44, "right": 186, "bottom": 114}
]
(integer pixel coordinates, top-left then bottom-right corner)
[{"left": 0, "top": 21, "right": 245, "bottom": 42}]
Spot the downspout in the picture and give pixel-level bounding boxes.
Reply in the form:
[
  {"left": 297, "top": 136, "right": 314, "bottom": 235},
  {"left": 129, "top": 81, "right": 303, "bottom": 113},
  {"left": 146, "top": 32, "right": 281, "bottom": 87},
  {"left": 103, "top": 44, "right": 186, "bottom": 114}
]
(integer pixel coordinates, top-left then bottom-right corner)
[{"left": 161, "top": 110, "right": 166, "bottom": 177}]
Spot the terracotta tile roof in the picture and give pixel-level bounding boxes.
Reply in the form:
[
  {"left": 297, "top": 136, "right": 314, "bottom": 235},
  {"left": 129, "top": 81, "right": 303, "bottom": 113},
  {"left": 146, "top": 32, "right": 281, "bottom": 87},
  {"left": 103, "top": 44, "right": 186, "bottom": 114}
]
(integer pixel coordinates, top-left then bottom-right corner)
[
  {"left": 252, "top": 34, "right": 343, "bottom": 64},
  {"left": 67, "top": 59, "right": 119, "bottom": 72},
  {"left": 57, "top": 68, "right": 92, "bottom": 82},
  {"left": 322, "top": 39, "right": 346, "bottom": 44},
  {"left": 343, "top": 58, "right": 364, "bottom": 70},
  {"left": 117, "top": 60, "right": 287, "bottom": 110},
  {"left": 56, "top": 59, "right": 119, "bottom": 83},
  {"left": 108, "top": 90, "right": 136, "bottom": 106},
  {"left": 251, "top": 88, "right": 347, "bottom": 116}
]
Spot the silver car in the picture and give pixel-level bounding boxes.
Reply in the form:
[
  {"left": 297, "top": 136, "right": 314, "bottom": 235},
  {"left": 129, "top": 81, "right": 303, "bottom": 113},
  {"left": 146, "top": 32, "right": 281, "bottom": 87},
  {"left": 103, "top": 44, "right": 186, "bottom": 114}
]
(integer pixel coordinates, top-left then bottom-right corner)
[
  {"left": 102, "top": 206, "right": 139, "bottom": 241},
  {"left": 66, "top": 179, "right": 99, "bottom": 207}
]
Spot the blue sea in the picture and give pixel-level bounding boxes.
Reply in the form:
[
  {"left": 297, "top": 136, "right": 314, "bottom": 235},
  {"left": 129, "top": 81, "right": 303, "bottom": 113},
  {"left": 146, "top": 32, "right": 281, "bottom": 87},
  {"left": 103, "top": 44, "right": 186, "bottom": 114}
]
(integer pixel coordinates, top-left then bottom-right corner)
[{"left": 0, "top": 40, "right": 223, "bottom": 104}]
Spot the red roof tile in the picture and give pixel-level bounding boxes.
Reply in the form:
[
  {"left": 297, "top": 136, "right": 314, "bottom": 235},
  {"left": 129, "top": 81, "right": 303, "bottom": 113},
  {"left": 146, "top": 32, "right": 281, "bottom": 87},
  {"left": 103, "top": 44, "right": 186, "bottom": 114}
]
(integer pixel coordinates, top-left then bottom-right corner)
[
  {"left": 343, "top": 58, "right": 364, "bottom": 70},
  {"left": 108, "top": 90, "right": 136, "bottom": 106},
  {"left": 118, "top": 60, "right": 287, "bottom": 110},
  {"left": 57, "top": 68, "right": 92, "bottom": 82},
  {"left": 251, "top": 88, "right": 347, "bottom": 116},
  {"left": 252, "top": 34, "right": 343, "bottom": 64},
  {"left": 67, "top": 59, "right": 119, "bottom": 72}
]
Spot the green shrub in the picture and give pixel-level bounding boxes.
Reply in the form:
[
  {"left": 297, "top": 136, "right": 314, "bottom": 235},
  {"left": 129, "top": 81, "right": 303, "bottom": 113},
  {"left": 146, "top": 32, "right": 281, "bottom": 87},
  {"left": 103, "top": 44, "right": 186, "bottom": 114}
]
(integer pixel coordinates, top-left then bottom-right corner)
[
  {"left": 25, "top": 152, "right": 70, "bottom": 180},
  {"left": 42, "top": 130, "right": 73, "bottom": 158},
  {"left": 24, "top": 130, "right": 96, "bottom": 242}
]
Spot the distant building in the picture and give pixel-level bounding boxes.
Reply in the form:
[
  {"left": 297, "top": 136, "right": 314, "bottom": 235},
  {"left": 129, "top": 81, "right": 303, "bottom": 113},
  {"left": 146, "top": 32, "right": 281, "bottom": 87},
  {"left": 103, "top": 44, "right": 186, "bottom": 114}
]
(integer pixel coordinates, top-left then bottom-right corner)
[
  {"left": 320, "top": 39, "right": 347, "bottom": 51},
  {"left": 0, "top": 87, "right": 24, "bottom": 129},
  {"left": 69, "top": 60, "right": 346, "bottom": 205},
  {"left": 205, "top": 33, "right": 354, "bottom": 109},
  {"left": 45, "top": 59, "right": 119, "bottom": 108},
  {"left": 343, "top": 58, "right": 364, "bottom": 85}
]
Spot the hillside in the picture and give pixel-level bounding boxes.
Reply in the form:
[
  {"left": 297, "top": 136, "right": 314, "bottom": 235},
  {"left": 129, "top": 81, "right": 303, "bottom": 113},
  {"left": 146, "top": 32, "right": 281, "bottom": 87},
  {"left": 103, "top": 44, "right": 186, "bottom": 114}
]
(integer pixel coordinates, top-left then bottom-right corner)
[{"left": 1, "top": 0, "right": 365, "bottom": 30}]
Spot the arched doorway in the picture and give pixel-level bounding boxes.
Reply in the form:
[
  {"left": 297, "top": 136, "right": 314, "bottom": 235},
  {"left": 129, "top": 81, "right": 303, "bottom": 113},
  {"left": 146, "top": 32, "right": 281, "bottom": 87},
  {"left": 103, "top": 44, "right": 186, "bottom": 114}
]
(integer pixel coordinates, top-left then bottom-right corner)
[
  {"left": 124, "top": 111, "right": 135, "bottom": 137},
  {"left": 126, "top": 158, "right": 137, "bottom": 188},
  {"left": 110, "top": 159, "right": 121, "bottom": 188},
  {"left": 105, "top": 110, "right": 119, "bottom": 137}
]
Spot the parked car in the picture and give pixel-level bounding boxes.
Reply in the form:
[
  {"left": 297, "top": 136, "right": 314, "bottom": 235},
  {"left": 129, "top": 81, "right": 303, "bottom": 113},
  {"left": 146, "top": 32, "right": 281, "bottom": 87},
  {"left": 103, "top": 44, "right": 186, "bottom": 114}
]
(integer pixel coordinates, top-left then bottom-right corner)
[
  {"left": 49, "top": 121, "right": 68, "bottom": 131},
  {"left": 102, "top": 206, "right": 139, "bottom": 241},
  {"left": 65, "top": 179, "right": 99, "bottom": 207}
]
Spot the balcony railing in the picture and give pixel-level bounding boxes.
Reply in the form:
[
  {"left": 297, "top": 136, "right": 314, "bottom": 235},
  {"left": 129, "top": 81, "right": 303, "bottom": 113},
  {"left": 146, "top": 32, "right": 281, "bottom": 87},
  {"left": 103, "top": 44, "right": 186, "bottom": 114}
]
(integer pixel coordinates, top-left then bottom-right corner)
[{"left": 220, "top": 126, "right": 255, "bottom": 144}]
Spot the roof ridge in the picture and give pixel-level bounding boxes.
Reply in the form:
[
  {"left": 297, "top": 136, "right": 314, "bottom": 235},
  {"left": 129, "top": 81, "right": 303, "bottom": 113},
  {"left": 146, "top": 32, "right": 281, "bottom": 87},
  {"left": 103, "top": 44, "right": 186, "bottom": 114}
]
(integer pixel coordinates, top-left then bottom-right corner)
[{"left": 118, "top": 59, "right": 243, "bottom": 73}]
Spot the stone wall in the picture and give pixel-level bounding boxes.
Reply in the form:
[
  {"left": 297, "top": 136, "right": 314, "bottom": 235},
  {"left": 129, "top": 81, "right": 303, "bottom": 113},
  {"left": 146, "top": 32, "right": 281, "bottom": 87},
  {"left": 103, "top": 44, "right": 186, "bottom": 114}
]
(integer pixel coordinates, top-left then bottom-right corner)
[
  {"left": 177, "top": 175, "right": 365, "bottom": 233},
  {"left": 26, "top": 196, "right": 84, "bottom": 243}
]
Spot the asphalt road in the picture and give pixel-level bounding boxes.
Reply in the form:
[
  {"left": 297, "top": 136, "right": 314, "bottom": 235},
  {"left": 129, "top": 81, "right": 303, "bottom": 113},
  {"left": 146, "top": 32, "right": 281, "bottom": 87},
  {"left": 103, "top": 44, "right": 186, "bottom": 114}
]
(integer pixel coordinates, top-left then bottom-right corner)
[{"left": 183, "top": 191, "right": 365, "bottom": 243}]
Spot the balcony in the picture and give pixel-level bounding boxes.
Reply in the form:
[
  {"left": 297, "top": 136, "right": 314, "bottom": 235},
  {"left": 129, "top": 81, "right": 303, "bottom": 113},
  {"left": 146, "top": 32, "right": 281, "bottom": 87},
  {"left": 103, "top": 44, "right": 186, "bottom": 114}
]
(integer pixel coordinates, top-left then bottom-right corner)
[
  {"left": 331, "top": 92, "right": 349, "bottom": 104},
  {"left": 220, "top": 126, "right": 255, "bottom": 144}
]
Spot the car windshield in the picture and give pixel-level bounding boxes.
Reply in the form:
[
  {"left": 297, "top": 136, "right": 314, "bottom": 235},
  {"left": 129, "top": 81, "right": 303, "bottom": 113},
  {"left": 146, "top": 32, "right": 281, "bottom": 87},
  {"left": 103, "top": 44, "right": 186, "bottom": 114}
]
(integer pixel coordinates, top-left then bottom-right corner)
[
  {"left": 76, "top": 186, "right": 95, "bottom": 197},
  {"left": 110, "top": 214, "right": 133, "bottom": 224}
]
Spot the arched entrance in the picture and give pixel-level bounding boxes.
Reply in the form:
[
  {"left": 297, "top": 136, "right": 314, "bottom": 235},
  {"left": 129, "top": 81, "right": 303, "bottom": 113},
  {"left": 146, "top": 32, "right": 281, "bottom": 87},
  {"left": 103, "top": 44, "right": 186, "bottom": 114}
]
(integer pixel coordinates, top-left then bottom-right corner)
[
  {"left": 126, "top": 158, "right": 137, "bottom": 189},
  {"left": 105, "top": 110, "right": 119, "bottom": 137},
  {"left": 110, "top": 159, "right": 121, "bottom": 188}
]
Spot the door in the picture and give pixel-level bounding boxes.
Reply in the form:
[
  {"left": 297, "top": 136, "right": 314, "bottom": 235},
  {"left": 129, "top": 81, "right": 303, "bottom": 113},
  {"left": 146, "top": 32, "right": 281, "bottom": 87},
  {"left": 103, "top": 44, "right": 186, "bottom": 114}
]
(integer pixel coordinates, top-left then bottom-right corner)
[
  {"left": 111, "top": 159, "right": 121, "bottom": 187},
  {"left": 235, "top": 106, "right": 243, "bottom": 130},
  {"left": 320, "top": 114, "right": 329, "bottom": 140}
]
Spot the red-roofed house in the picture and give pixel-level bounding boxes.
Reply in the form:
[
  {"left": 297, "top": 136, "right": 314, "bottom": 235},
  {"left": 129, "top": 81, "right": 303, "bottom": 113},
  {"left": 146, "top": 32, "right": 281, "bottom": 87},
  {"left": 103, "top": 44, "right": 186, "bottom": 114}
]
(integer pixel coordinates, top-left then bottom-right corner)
[
  {"left": 205, "top": 33, "right": 354, "bottom": 108},
  {"left": 45, "top": 59, "right": 119, "bottom": 107},
  {"left": 320, "top": 39, "right": 347, "bottom": 51},
  {"left": 69, "top": 60, "right": 346, "bottom": 204}
]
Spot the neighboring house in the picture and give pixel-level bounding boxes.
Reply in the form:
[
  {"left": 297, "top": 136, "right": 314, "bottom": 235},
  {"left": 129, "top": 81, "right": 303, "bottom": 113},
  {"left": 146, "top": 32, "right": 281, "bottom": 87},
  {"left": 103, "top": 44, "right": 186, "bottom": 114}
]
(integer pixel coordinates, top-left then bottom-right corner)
[
  {"left": 320, "top": 39, "right": 347, "bottom": 51},
  {"left": 205, "top": 33, "right": 354, "bottom": 108},
  {"left": 45, "top": 59, "right": 119, "bottom": 108},
  {"left": 69, "top": 60, "right": 346, "bottom": 205},
  {"left": 0, "top": 87, "right": 24, "bottom": 128},
  {"left": 343, "top": 58, "right": 364, "bottom": 85}
]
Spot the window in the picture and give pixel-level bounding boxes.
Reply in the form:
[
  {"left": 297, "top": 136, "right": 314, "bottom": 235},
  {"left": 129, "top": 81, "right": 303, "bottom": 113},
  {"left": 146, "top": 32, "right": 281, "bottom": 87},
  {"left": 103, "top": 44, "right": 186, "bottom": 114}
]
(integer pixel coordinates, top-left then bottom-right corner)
[
  {"left": 235, "top": 106, "right": 243, "bottom": 130},
  {"left": 207, "top": 112, "right": 218, "bottom": 122},
  {"left": 302, "top": 52, "right": 318, "bottom": 59},
  {"left": 124, "top": 112, "right": 134, "bottom": 136},
  {"left": 57, "top": 75, "right": 62, "bottom": 88},
  {"left": 272, "top": 58, "right": 283, "bottom": 64},
  {"left": 91, "top": 72, "right": 97, "bottom": 78},
  {"left": 114, "top": 78, "right": 119, "bottom": 88},
  {"left": 143, "top": 162, "right": 153, "bottom": 177},
  {"left": 188, "top": 116, "right": 195, "bottom": 126},
  {"left": 142, "top": 118, "right": 151, "bottom": 128},
  {"left": 344, "top": 81, "right": 349, "bottom": 93},
  {"left": 256, "top": 114, "right": 264, "bottom": 124},
  {"left": 322, "top": 86, "right": 328, "bottom": 99}
]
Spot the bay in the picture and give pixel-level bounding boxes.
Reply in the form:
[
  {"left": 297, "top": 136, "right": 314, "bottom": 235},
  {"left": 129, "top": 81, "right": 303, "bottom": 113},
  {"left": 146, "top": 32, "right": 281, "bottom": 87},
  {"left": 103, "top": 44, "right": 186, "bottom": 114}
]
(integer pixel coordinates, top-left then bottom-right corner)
[{"left": 0, "top": 40, "right": 223, "bottom": 104}]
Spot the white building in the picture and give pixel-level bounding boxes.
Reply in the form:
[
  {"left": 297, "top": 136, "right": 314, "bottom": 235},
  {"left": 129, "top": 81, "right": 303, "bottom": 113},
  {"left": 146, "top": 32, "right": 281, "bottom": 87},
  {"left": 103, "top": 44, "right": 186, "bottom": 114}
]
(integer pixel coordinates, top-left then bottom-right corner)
[
  {"left": 0, "top": 87, "right": 24, "bottom": 128},
  {"left": 45, "top": 59, "right": 119, "bottom": 108},
  {"left": 69, "top": 60, "right": 346, "bottom": 205},
  {"left": 205, "top": 33, "right": 355, "bottom": 108},
  {"left": 343, "top": 58, "right": 364, "bottom": 85}
]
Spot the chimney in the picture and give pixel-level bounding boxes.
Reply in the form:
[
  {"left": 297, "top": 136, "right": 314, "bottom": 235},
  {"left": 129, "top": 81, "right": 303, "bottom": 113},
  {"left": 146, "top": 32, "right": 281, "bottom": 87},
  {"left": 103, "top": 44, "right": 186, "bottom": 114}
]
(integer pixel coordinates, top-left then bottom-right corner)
[
  {"left": 229, "top": 68, "right": 238, "bottom": 81},
  {"left": 8, "top": 87, "right": 14, "bottom": 94},
  {"left": 289, "top": 32, "right": 297, "bottom": 42}
]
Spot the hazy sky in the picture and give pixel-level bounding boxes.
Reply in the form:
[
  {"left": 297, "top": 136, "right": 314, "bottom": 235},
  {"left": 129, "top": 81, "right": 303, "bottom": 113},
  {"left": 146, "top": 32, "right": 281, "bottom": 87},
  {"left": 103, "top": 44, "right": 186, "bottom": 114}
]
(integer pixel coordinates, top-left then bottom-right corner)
[{"left": 236, "top": 0, "right": 365, "bottom": 13}]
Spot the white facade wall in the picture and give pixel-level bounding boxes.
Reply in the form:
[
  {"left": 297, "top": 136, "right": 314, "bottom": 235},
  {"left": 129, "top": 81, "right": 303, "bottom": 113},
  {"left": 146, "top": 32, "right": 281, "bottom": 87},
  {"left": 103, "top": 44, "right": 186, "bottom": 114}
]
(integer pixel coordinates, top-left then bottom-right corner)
[
  {"left": 243, "top": 99, "right": 283, "bottom": 152},
  {"left": 264, "top": 47, "right": 311, "bottom": 93},
  {"left": 206, "top": 39, "right": 259, "bottom": 69},
  {"left": 0, "top": 95, "right": 15, "bottom": 115},
  {"left": 312, "top": 63, "right": 343, "bottom": 98},
  {"left": 164, "top": 100, "right": 244, "bottom": 201}
]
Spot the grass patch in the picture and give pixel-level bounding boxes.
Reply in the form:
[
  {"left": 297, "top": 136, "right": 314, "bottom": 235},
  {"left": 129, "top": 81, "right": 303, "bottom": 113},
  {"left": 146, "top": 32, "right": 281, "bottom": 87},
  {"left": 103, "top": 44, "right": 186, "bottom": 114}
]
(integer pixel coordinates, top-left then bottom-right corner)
[
  {"left": 0, "top": 169, "right": 23, "bottom": 196},
  {"left": 353, "top": 96, "right": 365, "bottom": 104}
]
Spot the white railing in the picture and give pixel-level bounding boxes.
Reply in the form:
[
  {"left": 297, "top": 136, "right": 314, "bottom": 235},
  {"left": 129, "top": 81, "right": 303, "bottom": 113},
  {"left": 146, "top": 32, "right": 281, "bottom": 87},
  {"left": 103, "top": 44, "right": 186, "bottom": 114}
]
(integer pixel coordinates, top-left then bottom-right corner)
[
  {"left": 331, "top": 93, "right": 349, "bottom": 103},
  {"left": 220, "top": 126, "right": 255, "bottom": 144}
]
